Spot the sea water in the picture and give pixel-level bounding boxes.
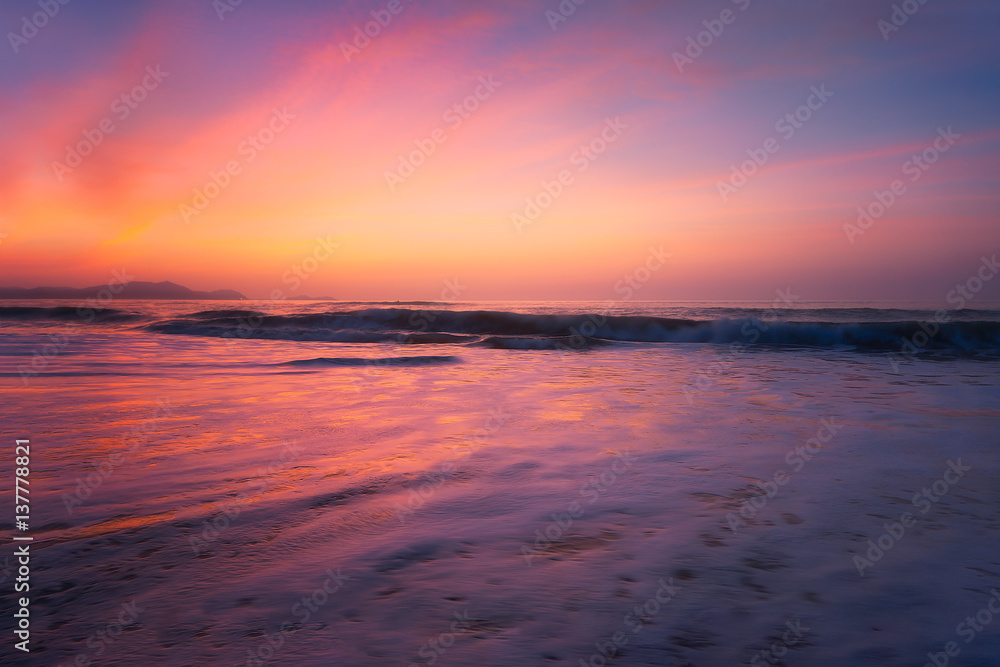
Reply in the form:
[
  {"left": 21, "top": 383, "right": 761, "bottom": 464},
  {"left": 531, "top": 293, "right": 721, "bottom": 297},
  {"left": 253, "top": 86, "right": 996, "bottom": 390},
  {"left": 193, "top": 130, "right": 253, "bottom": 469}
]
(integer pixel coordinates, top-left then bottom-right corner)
[{"left": 0, "top": 300, "right": 998, "bottom": 665}]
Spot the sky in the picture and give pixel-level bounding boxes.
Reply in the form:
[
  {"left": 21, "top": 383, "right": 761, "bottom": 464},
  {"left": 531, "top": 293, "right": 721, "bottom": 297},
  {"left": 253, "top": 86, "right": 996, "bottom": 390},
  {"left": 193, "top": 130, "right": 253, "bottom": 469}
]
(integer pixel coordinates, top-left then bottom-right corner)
[{"left": 0, "top": 0, "right": 998, "bottom": 301}]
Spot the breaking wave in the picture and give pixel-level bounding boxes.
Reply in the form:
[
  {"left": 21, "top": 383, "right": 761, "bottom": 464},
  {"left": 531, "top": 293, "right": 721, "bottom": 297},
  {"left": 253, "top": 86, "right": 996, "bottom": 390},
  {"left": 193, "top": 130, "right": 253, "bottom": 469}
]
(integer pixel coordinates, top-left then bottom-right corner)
[{"left": 138, "top": 308, "right": 1000, "bottom": 352}]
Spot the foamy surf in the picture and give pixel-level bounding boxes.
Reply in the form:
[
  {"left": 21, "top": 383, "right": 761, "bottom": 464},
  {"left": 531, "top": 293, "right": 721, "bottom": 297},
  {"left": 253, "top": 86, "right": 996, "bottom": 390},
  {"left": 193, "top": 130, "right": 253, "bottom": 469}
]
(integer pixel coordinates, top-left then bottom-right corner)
[
  {"left": 2, "top": 312, "right": 997, "bottom": 665},
  {"left": 5, "top": 303, "right": 999, "bottom": 353}
]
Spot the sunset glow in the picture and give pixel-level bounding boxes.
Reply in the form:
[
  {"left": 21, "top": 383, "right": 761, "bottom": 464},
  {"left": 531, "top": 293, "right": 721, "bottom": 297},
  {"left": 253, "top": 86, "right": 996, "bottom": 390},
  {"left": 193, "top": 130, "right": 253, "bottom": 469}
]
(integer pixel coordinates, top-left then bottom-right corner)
[
  {"left": 4, "top": 4, "right": 1000, "bottom": 664},
  {"left": 2, "top": 0, "right": 998, "bottom": 299}
]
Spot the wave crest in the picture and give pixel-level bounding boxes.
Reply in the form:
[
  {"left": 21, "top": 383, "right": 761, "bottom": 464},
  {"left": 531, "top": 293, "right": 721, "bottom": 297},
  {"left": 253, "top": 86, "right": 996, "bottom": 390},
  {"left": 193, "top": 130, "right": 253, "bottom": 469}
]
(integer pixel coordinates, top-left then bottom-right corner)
[{"left": 140, "top": 308, "right": 1000, "bottom": 352}]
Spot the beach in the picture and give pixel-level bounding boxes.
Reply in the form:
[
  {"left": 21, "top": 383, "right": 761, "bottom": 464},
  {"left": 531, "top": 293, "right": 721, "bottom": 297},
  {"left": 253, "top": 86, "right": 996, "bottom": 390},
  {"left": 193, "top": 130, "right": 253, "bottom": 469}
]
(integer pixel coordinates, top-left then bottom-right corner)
[{"left": 1, "top": 300, "right": 998, "bottom": 665}]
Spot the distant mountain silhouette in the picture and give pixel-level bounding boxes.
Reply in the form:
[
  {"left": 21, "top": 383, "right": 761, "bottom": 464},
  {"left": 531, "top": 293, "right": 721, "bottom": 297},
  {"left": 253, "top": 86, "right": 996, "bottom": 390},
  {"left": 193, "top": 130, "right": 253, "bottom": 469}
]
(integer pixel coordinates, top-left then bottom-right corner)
[{"left": 0, "top": 281, "right": 246, "bottom": 300}]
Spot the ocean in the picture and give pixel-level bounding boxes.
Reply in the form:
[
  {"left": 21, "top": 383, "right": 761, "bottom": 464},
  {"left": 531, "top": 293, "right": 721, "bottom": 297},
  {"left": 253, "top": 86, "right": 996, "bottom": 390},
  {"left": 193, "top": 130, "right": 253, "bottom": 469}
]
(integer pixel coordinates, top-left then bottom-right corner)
[{"left": 1, "top": 300, "right": 999, "bottom": 666}]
